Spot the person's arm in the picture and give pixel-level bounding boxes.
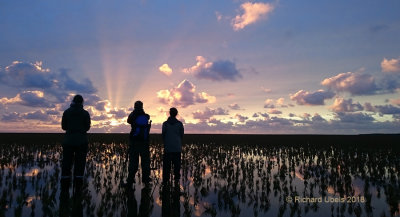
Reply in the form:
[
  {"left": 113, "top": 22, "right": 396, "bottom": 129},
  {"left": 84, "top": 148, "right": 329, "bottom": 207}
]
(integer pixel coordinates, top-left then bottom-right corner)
[
  {"left": 162, "top": 122, "right": 166, "bottom": 141},
  {"left": 61, "top": 111, "right": 67, "bottom": 131},
  {"left": 127, "top": 113, "right": 133, "bottom": 124},
  {"left": 85, "top": 111, "right": 91, "bottom": 132},
  {"left": 180, "top": 122, "right": 184, "bottom": 139}
]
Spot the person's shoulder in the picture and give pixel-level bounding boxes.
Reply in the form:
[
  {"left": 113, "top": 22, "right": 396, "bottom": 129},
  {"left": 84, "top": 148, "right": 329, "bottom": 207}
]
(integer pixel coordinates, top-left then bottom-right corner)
[
  {"left": 83, "top": 109, "right": 90, "bottom": 116},
  {"left": 63, "top": 107, "right": 71, "bottom": 114}
]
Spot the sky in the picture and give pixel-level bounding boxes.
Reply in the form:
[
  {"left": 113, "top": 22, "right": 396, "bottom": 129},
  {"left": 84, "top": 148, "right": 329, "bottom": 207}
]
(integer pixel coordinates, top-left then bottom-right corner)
[{"left": 1, "top": 0, "right": 400, "bottom": 134}]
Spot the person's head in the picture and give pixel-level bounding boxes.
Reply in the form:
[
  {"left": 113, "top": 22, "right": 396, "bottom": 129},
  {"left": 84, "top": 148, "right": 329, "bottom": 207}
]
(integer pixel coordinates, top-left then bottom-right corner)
[
  {"left": 134, "top": 101, "right": 143, "bottom": 110},
  {"left": 72, "top": 95, "right": 84, "bottom": 104},
  {"left": 169, "top": 107, "right": 178, "bottom": 118}
]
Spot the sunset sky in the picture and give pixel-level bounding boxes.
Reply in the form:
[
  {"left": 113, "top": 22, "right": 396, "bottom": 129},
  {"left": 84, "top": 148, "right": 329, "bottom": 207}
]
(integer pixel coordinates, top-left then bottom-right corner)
[{"left": 1, "top": 0, "right": 400, "bottom": 134}]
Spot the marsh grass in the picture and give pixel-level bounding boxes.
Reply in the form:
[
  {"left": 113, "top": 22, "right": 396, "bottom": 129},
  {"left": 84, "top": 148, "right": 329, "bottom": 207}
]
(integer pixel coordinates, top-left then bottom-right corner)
[{"left": 0, "top": 134, "right": 399, "bottom": 217}]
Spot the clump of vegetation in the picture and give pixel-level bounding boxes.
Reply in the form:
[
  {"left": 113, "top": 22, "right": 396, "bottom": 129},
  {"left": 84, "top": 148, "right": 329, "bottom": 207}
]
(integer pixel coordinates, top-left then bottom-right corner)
[{"left": 0, "top": 134, "right": 398, "bottom": 216}]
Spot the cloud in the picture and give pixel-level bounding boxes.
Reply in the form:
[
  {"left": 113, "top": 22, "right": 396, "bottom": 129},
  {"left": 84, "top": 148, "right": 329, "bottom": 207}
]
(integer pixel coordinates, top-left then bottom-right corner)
[
  {"left": 276, "top": 98, "right": 285, "bottom": 106},
  {"left": 391, "top": 98, "right": 400, "bottom": 106},
  {"left": 374, "top": 105, "right": 400, "bottom": 115},
  {"left": 311, "top": 113, "right": 327, "bottom": 122},
  {"left": 335, "top": 112, "right": 374, "bottom": 123},
  {"left": 232, "top": 2, "right": 274, "bottom": 31},
  {"left": 0, "top": 91, "right": 54, "bottom": 108},
  {"left": 0, "top": 61, "right": 97, "bottom": 103},
  {"left": 364, "top": 102, "right": 400, "bottom": 116},
  {"left": 228, "top": 103, "right": 241, "bottom": 110},
  {"left": 57, "top": 69, "right": 97, "bottom": 94},
  {"left": 363, "top": 102, "right": 376, "bottom": 112},
  {"left": 176, "top": 112, "right": 399, "bottom": 134},
  {"left": 330, "top": 98, "right": 363, "bottom": 113},
  {"left": 275, "top": 97, "right": 292, "bottom": 108},
  {"left": 235, "top": 114, "right": 248, "bottom": 123},
  {"left": 183, "top": 56, "right": 242, "bottom": 82},
  {"left": 258, "top": 112, "right": 269, "bottom": 119},
  {"left": 91, "top": 114, "right": 110, "bottom": 121},
  {"left": 0, "top": 62, "right": 96, "bottom": 94},
  {"left": 157, "top": 79, "right": 216, "bottom": 108},
  {"left": 192, "top": 107, "right": 229, "bottom": 121},
  {"left": 381, "top": 57, "right": 400, "bottom": 73},
  {"left": 83, "top": 94, "right": 110, "bottom": 111},
  {"left": 23, "top": 110, "right": 52, "bottom": 121},
  {"left": 159, "top": 64, "right": 172, "bottom": 76},
  {"left": 321, "top": 72, "right": 378, "bottom": 95},
  {"left": 290, "top": 90, "right": 335, "bottom": 105},
  {"left": 1, "top": 112, "right": 21, "bottom": 122},
  {"left": 263, "top": 99, "right": 275, "bottom": 108},
  {"left": 261, "top": 87, "right": 272, "bottom": 93},
  {"left": 109, "top": 108, "right": 129, "bottom": 119},
  {"left": 215, "top": 11, "right": 223, "bottom": 21},
  {"left": 0, "top": 61, "right": 53, "bottom": 88},
  {"left": 268, "top": 108, "right": 282, "bottom": 115}
]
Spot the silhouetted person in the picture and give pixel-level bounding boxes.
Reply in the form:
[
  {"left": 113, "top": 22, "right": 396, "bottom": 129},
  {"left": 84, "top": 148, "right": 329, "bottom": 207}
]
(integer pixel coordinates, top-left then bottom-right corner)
[
  {"left": 161, "top": 184, "right": 180, "bottom": 217},
  {"left": 61, "top": 94, "right": 90, "bottom": 195},
  {"left": 126, "top": 189, "right": 137, "bottom": 217},
  {"left": 59, "top": 183, "right": 84, "bottom": 217},
  {"left": 59, "top": 187, "right": 84, "bottom": 217},
  {"left": 126, "top": 186, "right": 153, "bottom": 217},
  {"left": 124, "top": 101, "right": 152, "bottom": 188},
  {"left": 162, "top": 107, "right": 184, "bottom": 185}
]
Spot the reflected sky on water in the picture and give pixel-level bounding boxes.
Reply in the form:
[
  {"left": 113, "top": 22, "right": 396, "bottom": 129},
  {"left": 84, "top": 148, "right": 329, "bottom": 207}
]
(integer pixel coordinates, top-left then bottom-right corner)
[{"left": 0, "top": 142, "right": 399, "bottom": 216}]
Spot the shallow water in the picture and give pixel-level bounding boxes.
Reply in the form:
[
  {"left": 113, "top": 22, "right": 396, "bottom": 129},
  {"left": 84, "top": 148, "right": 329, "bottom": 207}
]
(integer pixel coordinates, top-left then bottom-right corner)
[{"left": 0, "top": 142, "right": 399, "bottom": 217}]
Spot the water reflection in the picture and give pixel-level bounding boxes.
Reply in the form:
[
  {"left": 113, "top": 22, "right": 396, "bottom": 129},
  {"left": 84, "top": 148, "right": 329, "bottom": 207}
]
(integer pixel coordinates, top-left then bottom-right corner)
[
  {"left": 0, "top": 142, "right": 399, "bottom": 216},
  {"left": 161, "top": 184, "right": 180, "bottom": 217},
  {"left": 59, "top": 187, "right": 83, "bottom": 217}
]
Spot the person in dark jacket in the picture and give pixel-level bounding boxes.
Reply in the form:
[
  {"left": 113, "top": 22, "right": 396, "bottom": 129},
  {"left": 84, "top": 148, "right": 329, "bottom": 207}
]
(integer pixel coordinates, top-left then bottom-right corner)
[
  {"left": 162, "top": 107, "right": 184, "bottom": 185},
  {"left": 61, "top": 94, "right": 91, "bottom": 194},
  {"left": 124, "top": 100, "right": 152, "bottom": 188}
]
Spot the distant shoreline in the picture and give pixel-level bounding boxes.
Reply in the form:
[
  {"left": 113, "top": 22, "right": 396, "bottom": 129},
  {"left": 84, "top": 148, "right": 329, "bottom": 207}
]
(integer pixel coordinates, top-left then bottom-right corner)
[{"left": 0, "top": 133, "right": 399, "bottom": 146}]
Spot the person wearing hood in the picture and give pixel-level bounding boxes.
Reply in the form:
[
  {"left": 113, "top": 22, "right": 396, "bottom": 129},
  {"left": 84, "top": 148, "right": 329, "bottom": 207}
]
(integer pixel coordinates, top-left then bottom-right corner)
[
  {"left": 124, "top": 100, "right": 152, "bottom": 188},
  {"left": 61, "top": 94, "right": 91, "bottom": 194},
  {"left": 162, "top": 107, "right": 184, "bottom": 185}
]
